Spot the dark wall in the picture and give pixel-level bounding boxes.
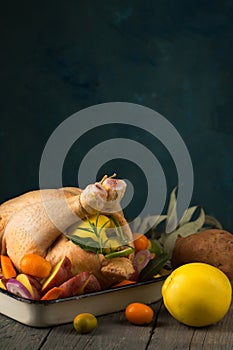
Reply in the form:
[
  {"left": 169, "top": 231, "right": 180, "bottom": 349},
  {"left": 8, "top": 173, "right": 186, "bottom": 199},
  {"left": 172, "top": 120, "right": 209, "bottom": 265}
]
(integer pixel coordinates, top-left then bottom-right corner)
[{"left": 0, "top": 1, "right": 232, "bottom": 230}]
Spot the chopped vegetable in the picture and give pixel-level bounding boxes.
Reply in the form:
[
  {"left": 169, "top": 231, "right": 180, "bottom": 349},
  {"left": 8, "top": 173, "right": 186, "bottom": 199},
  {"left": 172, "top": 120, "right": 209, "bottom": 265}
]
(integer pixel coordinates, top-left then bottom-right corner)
[
  {"left": 1, "top": 255, "right": 17, "bottom": 279},
  {"left": 138, "top": 252, "right": 169, "bottom": 282},
  {"left": 111, "top": 280, "right": 136, "bottom": 288},
  {"left": 105, "top": 246, "right": 134, "bottom": 259},
  {"left": 41, "top": 287, "right": 63, "bottom": 300},
  {"left": 0, "top": 278, "right": 7, "bottom": 290},
  {"left": 133, "top": 249, "right": 151, "bottom": 273},
  {"left": 6, "top": 279, "right": 33, "bottom": 299}
]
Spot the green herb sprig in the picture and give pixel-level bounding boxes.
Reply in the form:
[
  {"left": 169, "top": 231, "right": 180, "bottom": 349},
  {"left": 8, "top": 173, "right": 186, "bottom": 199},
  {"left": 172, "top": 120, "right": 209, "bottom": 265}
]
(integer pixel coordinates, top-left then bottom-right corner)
[{"left": 65, "top": 213, "right": 134, "bottom": 258}]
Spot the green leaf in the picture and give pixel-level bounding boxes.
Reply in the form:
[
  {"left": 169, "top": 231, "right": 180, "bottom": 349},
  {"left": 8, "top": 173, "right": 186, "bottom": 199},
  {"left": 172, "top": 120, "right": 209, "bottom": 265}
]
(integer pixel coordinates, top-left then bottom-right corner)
[
  {"left": 110, "top": 216, "right": 126, "bottom": 244},
  {"left": 66, "top": 213, "right": 129, "bottom": 256},
  {"left": 138, "top": 253, "right": 169, "bottom": 282},
  {"left": 65, "top": 234, "right": 101, "bottom": 253},
  {"left": 162, "top": 207, "right": 205, "bottom": 256},
  {"left": 178, "top": 206, "right": 198, "bottom": 227},
  {"left": 72, "top": 227, "right": 95, "bottom": 233},
  {"left": 166, "top": 187, "right": 178, "bottom": 233},
  {"left": 95, "top": 211, "right": 100, "bottom": 227},
  {"left": 203, "top": 215, "right": 223, "bottom": 230},
  {"left": 130, "top": 215, "right": 167, "bottom": 235},
  {"left": 98, "top": 218, "right": 111, "bottom": 236},
  {"left": 149, "top": 239, "right": 163, "bottom": 256}
]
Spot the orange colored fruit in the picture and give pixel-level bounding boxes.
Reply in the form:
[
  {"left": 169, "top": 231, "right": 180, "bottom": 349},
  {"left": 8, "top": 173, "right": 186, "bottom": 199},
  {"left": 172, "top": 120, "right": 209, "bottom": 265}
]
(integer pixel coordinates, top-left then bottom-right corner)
[
  {"left": 133, "top": 234, "right": 149, "bottom": 252},
  {"left": 1, "top": 255, "right": 17, "bottom": 279},
  {"left": 20, "top": 254, "right": 52, "bottom": 279},
  {"left": 125, "top": 302, "right": 154, "bottom": 325}
]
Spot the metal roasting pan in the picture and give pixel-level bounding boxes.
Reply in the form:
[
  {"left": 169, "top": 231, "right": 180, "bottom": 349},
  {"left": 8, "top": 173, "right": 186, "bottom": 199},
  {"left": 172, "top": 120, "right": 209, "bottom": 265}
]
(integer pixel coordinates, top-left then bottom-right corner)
[{"left": 0, "top": 276, "right": 166, "bottom": 327}]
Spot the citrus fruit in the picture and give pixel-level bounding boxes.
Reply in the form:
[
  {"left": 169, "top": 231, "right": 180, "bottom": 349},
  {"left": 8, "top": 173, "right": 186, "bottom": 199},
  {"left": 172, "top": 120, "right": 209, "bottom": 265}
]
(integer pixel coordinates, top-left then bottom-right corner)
[
  {"left": 73, "top": 313, "right": 98, "bottom": 334},
  {"left": 162, "top": 262, "right": 232, "bottom": 327},
  {"left": 20, "top": 254, "right": 52, "bottom": 279},
  {"left": 133, "top": 234, "right": 149, "bottom": 251},
  {"left": 73, "top": 214, "right": 111, "bottom": 242},
  {"left": 125, "top": 302, "right": 154, "bottom": 325}
]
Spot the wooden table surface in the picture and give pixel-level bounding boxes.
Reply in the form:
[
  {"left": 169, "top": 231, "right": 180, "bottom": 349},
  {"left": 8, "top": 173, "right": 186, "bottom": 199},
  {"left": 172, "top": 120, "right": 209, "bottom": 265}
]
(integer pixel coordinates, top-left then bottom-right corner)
[{"left": 1, "top": 298, "right": 233, "bottom": 350}]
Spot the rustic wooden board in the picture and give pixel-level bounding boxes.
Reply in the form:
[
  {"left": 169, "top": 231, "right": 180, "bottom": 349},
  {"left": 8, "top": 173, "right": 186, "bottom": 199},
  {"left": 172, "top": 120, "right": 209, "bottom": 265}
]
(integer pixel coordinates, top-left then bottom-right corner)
[
  {"left": 0, "top": 301, "right": 162, "bottom": 350},
  {"left": 148, "top": 304, "right": 195, "bottom": 350},
  {"left": 38, "top": 301, "right": 163, "bottom": 350},
  {"left": 0, "top": 298, "right": 232, "bottom": 350},
  {"left": 0, "top": 314, "right": 50, "bottom": 350},
  {"left": 191, "top": 301, "right": 233, "bottom": 350},
  {"left": 148, "top": 301, "right": 233, "bottom": 350}
]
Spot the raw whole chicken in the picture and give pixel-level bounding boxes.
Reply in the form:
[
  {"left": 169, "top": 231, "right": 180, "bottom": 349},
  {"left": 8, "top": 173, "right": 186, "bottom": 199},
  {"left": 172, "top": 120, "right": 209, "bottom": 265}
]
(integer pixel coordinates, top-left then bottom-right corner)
[{"left": 0, "top": 177, "right": 135, "bottom": 288}]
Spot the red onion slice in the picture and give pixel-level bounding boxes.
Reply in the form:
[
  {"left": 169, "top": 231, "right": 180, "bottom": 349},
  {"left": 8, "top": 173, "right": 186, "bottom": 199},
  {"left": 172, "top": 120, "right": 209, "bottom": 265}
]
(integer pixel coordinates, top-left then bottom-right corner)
[
  {"left": 6, "top": 279, "right": 33, "bottom": 299},
  {"left": 133, "top": 249, "right": 151, "bottom": 274}
]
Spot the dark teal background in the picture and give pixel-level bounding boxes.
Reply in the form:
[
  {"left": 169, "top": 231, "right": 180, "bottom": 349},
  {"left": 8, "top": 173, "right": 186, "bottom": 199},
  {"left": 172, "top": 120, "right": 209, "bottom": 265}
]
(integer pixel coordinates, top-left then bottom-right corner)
[{"left": 0, "top": 1, "right": 232, "bottom": 230}]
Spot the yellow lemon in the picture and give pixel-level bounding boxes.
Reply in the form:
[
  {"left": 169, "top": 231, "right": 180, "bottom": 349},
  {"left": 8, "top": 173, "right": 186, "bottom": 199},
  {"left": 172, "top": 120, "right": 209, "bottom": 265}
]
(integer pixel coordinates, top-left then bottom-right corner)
[
  {"left": 89, "top": 214, "right": 112, "bottom": 229},
  {"left": 73, "top": 313, "right": 98, "bottom": 334},
  {"left": 162, "top": 263, "right": 232, "bottom": 327},
  {"left": 73, "top": 215, "right": 111, "bottom": 241}
]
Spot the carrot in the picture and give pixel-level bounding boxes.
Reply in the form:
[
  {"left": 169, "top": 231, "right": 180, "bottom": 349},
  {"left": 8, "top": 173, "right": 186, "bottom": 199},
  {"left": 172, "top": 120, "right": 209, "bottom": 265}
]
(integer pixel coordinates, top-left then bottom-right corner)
[
  {"left": 41, "top": 287, "right": 63, "bottom": 300},
  {"left": 1, "top": 255, "right": 17, "bottom": 279},
  {"left": 150, "top": 252, "right": 156, "bottom": 259},
  {"left": 111, "top": 280, "right": 136, "bottom": 288}
]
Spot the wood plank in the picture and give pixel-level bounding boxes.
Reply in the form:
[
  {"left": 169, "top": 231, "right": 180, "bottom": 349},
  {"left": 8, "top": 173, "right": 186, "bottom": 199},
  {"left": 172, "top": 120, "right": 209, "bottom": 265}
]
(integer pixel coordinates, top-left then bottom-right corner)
[
  {"left": 190, "top": 301, "right": 233, "bottom": 350},
  {"left": 0, "top": 314, "right": 51, "bottom": 350},
  {"left": 1, "top": 297, "right": 232, "bottom": 350},
  {"left": 148, "top": 301, "right": 233, "bottom": 350},
  {"left": 148, "top": 304, "right": 195, "bottom": 350},
  {"left": 39, "top": 301, "right": 163, "bottom": 350}
]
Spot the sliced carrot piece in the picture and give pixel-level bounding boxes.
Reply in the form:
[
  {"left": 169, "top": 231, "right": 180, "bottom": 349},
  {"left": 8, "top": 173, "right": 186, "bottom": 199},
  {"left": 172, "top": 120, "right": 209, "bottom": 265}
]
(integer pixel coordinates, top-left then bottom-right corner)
[
  {"left": 150, "top": 252, "right": 156, "bottom": 259},
  {"left": 111, "top": 280, "right": 136, "bottom": 288},
  {"left": 1, "top": 255, "right": 17, "bottom": 279},
  {"left": 41, "top": 287, "right": 63, "bottom": 300}
]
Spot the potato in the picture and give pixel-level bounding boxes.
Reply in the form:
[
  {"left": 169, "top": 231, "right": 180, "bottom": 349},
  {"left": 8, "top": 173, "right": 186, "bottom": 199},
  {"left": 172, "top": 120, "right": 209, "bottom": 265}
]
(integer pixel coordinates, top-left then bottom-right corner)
[
  {"left": 41, "top": 256, "right": 72, "bottom": 294},
  {"left": 59, "top": 271, "right": 101, "bottom": 298},
  {"left": 171, "top": 229, "right": 233, "bottom": 280}
]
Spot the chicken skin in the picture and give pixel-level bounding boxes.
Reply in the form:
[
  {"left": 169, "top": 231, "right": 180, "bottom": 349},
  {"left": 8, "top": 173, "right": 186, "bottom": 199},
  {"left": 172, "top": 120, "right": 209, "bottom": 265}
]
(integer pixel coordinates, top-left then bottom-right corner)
[{"left": 0, "top": 178, "right": 135, "bottom": 288}]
